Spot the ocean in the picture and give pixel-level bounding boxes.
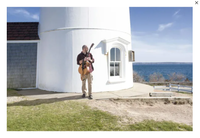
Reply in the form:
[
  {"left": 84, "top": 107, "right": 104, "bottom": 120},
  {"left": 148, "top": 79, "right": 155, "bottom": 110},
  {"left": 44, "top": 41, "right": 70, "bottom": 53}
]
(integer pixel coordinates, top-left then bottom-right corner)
[{"left": 132, "top": 62, "right": 193, "bottom": 82}]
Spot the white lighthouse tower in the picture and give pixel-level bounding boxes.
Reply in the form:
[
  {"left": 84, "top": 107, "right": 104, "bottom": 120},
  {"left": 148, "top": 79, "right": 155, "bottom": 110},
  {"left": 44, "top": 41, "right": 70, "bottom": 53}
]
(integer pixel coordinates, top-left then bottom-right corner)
[{"left": 38, "top": 7, "right": 133, "bottom": 92}]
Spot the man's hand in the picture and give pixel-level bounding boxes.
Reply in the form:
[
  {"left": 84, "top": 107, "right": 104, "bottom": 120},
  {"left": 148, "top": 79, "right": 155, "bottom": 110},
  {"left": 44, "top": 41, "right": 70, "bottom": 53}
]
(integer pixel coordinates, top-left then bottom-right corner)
[
  {"left": 87, "top": 57, "right": 93, "bottom": 62},
  {"left": 84, "top": 57, "right": 87, "bottom": 61},
  {"left": 79, "top": 60, "right": 82, "bottom": 64},
  {"left": 84, "top": 57, "right": 92, "bottom": 62}
]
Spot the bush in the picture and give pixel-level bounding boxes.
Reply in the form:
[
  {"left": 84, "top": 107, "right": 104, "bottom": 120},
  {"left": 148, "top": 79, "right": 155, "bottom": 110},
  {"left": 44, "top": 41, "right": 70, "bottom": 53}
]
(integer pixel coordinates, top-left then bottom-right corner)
[
  {"left": 185, "top": 78, "right": 191, "bottom": 82},
  {"left": 133, "top": 72, "right": 145, "bottom": 82},
  {"left": 149, "top": 73, "right": 165, "bottom": 82},
  {"left": 168, "top": 72, "right": 186, "bottom": 82}
]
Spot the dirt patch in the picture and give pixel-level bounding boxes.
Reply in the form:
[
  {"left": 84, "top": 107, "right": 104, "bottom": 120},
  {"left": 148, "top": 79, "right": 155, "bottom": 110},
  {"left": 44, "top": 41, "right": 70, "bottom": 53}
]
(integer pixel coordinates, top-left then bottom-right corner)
[
  {"left": 7, "top": 96, "right": 27, "bottom": 103},
  {"left": 85, "top": 98, "right": 193, "bottom": 126}
]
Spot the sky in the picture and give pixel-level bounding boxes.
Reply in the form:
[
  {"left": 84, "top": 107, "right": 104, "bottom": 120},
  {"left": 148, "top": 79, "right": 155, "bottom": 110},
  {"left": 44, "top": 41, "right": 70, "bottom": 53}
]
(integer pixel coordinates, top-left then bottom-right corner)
[
  {"left": 130, "top": 7, "right": 192, "bottom": 62},
  {"left": 7, "top": 7, "right": 193, "bottom": 62}
]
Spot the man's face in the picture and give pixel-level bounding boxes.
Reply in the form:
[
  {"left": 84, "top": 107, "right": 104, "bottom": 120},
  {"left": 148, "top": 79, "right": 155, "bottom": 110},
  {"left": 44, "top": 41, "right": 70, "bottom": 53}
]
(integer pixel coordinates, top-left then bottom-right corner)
[{"left": 84, "top": 46, "right": 88, "bottom": 52}]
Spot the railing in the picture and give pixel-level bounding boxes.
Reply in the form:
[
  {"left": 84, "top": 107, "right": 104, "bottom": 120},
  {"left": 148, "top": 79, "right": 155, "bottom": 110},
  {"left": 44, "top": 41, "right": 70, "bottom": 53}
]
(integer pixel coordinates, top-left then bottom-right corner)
[
  {"left": 142, "top": 82, "right": 192, "bottom": 85},
  {"left": 142, "top": 82, "right": 193, "bottom": 93},
  {"left": 169, "top": 83, "right": 193, "bottom": 93}
]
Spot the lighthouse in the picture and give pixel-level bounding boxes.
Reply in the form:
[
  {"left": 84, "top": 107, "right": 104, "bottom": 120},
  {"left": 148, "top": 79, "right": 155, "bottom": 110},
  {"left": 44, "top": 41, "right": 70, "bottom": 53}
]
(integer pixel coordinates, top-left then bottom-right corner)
[{"left": 38, "top": 7, "right": 134, "bottom": 92}]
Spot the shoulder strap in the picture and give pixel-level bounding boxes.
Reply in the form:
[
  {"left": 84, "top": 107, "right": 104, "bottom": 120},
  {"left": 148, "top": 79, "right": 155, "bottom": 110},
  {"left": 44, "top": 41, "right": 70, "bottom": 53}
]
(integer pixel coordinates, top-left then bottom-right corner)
[{"left": 82, "top": 58, "right": 84, "bottom": 70}]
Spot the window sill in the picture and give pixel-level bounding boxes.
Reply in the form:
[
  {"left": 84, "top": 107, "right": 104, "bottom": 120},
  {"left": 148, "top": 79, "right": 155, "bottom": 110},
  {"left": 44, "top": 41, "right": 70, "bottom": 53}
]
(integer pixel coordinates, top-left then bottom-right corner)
[{"left": 108, "top": 78, "right": 126, "bottom": 84}]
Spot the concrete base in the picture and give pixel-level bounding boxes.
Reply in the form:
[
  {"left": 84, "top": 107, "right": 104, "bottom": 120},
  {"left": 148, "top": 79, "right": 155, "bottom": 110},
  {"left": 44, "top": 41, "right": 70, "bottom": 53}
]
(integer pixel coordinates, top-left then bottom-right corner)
[
  {"left": 149, "top": 92, "right": 174, "bottom": 97},
  {"left": 9, "top": 83, "right": 193, "bottom": 103},
  {"left": 14, "top": 83, "right": 152, "bottom": 100}
]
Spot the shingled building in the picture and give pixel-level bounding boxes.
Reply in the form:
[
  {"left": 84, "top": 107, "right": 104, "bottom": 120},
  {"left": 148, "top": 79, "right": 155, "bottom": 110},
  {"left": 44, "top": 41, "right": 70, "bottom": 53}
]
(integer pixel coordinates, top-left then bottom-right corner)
[{"left": 7, "top": 22, "right": 40, "bottom": 88}]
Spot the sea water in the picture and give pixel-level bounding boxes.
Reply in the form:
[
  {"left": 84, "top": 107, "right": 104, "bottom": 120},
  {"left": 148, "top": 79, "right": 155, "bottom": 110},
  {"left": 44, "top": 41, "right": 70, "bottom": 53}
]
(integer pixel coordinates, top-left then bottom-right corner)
[{"left": 132, "top": 62, "right": 193, "bottom": 82}]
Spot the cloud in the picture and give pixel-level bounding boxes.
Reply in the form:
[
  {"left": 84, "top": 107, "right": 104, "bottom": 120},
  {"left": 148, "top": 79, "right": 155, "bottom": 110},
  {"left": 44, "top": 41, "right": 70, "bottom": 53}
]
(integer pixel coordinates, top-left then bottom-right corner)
[
  {"left": 173, "top": 9, "right": 181, "bottom": 19},
  {"left": 152, "top": 33, "right": 159, "bottom": 37},
  {"left": 131, "top": 31, "right": 160, "bottom": 39},
  {"left": 180, "top": 28, "right": 192, "bottom": 35},
  {"left": 157, "top": 22, "right": 173, "bottom": 32},
  {"left": 132, "top": 31, "right": 146, "bottom": 35},
  {"left": 8, "top": 8, "right": 39, "bottom": 20},
  {"left": 31, "top": 14, "right": 39, "bottom": 20},
  {"left": 131, "top": 38, "right": 192, "bottom": 62},
  {"left": 173, "top": 9, "right": 180, "bottom": 17}
]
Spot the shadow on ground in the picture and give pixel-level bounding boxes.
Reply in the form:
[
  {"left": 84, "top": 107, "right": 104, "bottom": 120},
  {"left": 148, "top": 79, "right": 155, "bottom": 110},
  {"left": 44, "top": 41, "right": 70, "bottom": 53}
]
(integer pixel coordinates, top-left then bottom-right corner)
[
  {"left": 7, "top": 89, "right": 65, "bottom": 97},
  {"left": 7, "top": 95, "right": 86, "bottom": 107}
]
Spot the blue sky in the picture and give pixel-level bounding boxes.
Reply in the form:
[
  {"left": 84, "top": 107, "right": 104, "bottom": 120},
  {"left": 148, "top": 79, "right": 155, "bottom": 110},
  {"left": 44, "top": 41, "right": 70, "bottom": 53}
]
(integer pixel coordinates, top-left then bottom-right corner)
[
  {"left": 7, "top": 7, "right": 193, "bottom": 62},
  {"left": 130, "top": 7, "right": 192, "bottom": 62},
  {"left": 7, "top": 7, "right": 40, "bottom": 22}
]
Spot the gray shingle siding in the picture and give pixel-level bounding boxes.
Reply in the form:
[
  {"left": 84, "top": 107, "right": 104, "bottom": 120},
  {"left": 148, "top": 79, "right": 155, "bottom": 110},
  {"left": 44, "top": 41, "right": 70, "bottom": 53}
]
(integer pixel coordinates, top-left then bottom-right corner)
[{"left": 7, "top": 43, "right": 37, "bottom": 88}]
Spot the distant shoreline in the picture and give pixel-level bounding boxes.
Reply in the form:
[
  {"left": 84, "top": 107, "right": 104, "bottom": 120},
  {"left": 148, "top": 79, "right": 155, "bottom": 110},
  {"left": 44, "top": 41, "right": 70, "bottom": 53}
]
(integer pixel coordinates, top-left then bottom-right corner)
[{"left": 133, "top": 62, "right": 193, "bottom": 65}]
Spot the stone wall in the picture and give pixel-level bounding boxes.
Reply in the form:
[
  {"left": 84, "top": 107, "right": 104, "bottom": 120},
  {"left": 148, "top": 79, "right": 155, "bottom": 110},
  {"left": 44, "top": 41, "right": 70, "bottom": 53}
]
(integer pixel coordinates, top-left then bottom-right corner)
[{"left": 7, "top": 43, "right": 37, "bottom": 88}]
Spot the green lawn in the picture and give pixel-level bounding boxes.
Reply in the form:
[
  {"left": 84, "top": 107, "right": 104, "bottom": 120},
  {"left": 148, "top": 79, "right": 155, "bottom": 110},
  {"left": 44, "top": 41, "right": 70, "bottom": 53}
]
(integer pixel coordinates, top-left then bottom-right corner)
[
  {"left": 7, "top": 88, "right": 22, "bottom": 96},
  {"left": 7, "top": 100, "right": 121, "bottom": 131},
  {"left": 7, "top": 97, "right": 192, "bottom": 131},
  {"left": 127, "top": 120, "right": 192, "bottom": 131}
]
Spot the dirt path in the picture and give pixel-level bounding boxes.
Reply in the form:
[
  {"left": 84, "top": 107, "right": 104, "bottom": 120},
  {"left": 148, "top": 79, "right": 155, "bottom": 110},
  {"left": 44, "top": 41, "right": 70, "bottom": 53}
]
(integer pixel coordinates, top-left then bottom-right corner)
[{"left": 85, "top": 99, "right": 193, "bottom": 126}]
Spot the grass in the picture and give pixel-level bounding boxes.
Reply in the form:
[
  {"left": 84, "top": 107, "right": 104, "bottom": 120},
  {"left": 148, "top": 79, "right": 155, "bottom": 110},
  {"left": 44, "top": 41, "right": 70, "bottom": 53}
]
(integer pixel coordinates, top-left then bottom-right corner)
[
  {"left": 7, "top": 98, "right": 193, "bottom": 131},
  {"left": 126, "top": 120, "right": 192, "bottom": 131},
  {"left": 7, "top": 100, "right": 120, "bottom": 131},
  {"left": 7, "top": 88, "right": 22, "bottom": 96}
]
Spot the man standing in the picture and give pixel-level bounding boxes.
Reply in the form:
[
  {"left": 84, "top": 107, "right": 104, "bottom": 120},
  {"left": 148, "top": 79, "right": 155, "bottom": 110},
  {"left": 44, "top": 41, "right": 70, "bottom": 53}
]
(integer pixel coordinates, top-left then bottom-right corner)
[{"left": 77, "top": 45, "right": 94, "bottom": 99}]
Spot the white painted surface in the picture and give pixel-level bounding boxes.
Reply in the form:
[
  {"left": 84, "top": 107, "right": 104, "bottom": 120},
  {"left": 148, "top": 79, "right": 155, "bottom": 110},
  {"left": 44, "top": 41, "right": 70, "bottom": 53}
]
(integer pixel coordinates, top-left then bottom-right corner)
[{"left": 38, "top": 7, "right": 133, "bottom": 92}]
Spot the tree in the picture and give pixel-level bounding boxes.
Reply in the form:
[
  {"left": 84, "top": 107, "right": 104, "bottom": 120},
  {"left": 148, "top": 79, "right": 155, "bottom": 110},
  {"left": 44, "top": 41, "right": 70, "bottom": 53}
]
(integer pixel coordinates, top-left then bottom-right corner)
[
  {"left": 133, "top": 72, "right": 145, "bottom": 82},
  {"left": 168, "top": 72, "right": 186, "bottom": 82},
  {"left": 149, "top": 72, "right": 165, "bottom": 82}
]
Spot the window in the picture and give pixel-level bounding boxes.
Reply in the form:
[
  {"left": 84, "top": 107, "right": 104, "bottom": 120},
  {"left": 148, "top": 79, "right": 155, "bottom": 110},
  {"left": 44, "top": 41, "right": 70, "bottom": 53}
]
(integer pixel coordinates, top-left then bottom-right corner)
[
  {"left": 110, "top": 48, "right": 121, "bottom": 76},
  {"left": 103, "top": 37, "right": 130, "bottom": 83}
]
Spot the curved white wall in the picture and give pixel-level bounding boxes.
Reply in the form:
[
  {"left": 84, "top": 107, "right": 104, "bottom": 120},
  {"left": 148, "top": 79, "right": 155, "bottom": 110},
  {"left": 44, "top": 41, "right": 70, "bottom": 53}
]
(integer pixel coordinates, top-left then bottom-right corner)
[{"left": 38, "top": 7, "right": 133, "bottom": 92}]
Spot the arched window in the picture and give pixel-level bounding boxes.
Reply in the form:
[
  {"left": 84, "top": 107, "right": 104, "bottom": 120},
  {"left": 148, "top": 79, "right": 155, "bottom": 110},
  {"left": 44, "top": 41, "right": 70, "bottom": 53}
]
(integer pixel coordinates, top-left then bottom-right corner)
[{"left": 110, "top": 47, "right": 121, "bottom": 76}]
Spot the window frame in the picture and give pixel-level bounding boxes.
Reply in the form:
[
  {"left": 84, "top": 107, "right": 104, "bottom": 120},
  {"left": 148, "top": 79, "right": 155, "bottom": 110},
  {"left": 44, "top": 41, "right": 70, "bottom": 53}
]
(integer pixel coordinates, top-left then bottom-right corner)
[
  {"left": 103, "top": 37, "right": 130, "bottom": 84},
  {"left": 108, "top": 43, "right": 126, "bottom": 83}
]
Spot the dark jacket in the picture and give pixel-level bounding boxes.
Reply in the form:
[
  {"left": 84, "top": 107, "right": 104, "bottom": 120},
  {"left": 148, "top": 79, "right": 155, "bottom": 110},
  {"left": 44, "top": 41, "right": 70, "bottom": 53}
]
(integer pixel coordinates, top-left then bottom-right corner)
[{"left": 77, "top": 52, "right": 95, "bottom": 71}]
